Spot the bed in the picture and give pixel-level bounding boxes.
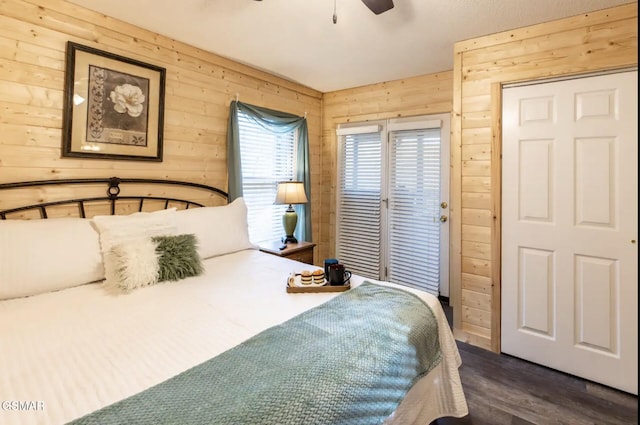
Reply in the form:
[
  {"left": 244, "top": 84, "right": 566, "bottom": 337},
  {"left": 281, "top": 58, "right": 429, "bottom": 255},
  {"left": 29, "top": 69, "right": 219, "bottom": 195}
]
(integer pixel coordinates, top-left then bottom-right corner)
[{"left": 0, "top": 177, "right": 468, "bottom": 425}]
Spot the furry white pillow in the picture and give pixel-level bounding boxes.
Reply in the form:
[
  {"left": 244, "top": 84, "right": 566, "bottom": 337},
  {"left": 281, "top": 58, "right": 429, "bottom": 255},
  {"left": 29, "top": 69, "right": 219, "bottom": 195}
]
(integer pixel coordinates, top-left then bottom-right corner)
[
  {"left": 175, "top": 198, "right": 256, "bottom": 259},
  {"left": 109, "top": 234, "right": 203, "bottom": 292},
  {"left": 111, "top": 238, "right": 160, "bottom": 291},
  {"left": 93, "top": 208, "right": 178, "bottom": 288}
]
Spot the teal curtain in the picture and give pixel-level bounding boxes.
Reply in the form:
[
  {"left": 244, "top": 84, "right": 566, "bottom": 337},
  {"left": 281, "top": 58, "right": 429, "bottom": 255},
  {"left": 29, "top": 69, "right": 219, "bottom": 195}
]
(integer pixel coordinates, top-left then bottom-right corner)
[{"left": 227, "top": 100, "right": 312, "bottom": 242}]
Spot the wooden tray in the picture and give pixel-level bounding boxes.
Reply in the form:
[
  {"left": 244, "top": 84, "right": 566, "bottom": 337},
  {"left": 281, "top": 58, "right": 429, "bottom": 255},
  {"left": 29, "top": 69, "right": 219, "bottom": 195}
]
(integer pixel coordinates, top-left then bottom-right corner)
[
  {"left": 286, "top": 283, "right": 351, "bottom": 293},
  {"left": 286, "top": 274, "right": 350, "bottom": 293}
]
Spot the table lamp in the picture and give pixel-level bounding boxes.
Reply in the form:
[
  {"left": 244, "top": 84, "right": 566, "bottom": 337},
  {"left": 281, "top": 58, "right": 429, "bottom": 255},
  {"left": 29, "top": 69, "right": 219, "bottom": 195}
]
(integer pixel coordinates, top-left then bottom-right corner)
[{"left": 274, "top": 180, "right": 308, "bottom": 244}]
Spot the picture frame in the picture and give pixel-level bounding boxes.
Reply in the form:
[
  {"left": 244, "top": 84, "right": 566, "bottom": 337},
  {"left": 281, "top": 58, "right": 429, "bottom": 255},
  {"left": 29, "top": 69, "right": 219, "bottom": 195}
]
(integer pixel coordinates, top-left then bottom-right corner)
[{"left": 62, "top": 42, "right": 166, "bottom": 161}]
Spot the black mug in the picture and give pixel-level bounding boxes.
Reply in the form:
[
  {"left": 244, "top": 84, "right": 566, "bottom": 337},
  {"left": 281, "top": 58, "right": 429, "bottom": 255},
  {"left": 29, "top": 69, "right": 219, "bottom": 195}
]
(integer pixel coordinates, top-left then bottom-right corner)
[
  {"left": 328, "top": 263, "right": 351, "bottom": 286},
  {"left": 324, "top": 258, "right": 338, "bottom": 278}
]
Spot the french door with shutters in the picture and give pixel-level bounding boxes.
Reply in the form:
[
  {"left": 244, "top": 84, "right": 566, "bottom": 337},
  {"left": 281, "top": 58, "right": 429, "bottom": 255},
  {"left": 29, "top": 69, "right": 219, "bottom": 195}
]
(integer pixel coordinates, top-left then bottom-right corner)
[
  {"left": 336, "top": 114, "right": 450, "bottom": 296},
  {"left": 501, "top": 70, "right": 637, "bottom": 394}
]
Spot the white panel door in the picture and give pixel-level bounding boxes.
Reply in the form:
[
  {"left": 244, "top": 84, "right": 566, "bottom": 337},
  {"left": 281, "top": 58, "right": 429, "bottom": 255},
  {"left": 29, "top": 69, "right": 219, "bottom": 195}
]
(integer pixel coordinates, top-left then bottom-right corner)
[{"left": 501, "top": 71, "right": 638, "bottom": 395}]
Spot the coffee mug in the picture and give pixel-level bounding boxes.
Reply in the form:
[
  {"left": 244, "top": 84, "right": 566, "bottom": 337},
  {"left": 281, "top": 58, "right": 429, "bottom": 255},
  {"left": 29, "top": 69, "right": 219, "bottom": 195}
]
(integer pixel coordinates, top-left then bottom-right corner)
[
  {"left": 324, "top": 258, "right": 339, "bottom": 278},
  {"left": 328, "top": 263, "right": 351, "bottom": 286}
]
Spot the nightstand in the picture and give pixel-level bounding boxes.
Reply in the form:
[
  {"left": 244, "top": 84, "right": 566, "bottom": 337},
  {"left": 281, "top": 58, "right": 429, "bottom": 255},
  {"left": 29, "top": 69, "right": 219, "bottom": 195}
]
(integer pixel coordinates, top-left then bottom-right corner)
[{"left": 259, "top": 240, "right": 316, "bottom": 265}]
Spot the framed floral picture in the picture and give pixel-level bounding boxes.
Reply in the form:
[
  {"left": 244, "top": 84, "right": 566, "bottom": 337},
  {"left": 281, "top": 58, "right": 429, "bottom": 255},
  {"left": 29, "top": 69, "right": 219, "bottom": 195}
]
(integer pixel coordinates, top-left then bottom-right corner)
[{"left": 62, "top": 42, "right": 166, "bottom": 161}]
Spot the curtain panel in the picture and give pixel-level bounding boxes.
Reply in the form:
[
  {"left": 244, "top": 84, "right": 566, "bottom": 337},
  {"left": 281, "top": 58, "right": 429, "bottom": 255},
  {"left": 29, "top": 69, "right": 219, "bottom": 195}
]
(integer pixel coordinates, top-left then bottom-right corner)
[{"left": 227, "top": 100, "right": 312, "bottom": 242}]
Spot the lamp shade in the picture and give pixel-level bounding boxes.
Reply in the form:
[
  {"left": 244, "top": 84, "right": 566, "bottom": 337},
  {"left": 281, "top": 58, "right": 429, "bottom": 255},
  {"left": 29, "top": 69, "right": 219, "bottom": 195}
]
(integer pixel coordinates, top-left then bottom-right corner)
[{"left": 274, "top": 181, "right": 308, "bottom": 205}]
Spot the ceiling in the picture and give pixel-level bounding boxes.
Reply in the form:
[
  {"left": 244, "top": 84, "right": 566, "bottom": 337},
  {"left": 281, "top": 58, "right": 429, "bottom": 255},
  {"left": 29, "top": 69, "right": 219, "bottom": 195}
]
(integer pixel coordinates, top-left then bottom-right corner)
[{"left": 67, "top": 0, "right": 634, "bottom": 93}]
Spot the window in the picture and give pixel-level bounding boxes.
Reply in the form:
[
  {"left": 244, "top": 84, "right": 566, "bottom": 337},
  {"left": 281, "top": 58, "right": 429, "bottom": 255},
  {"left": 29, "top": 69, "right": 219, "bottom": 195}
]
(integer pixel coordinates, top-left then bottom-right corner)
[
  {"left": 228, "top": 101, "right": 311, "bottom": 244},
  {"left": 237, "top": 110, "right": 296, "bottom": 243}
]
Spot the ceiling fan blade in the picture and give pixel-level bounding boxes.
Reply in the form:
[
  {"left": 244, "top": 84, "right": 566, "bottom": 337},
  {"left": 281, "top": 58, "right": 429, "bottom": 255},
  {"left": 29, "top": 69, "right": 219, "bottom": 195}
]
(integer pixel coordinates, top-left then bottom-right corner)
[{"left": 361, "top": 0, "right": 394, "bottom": 15}]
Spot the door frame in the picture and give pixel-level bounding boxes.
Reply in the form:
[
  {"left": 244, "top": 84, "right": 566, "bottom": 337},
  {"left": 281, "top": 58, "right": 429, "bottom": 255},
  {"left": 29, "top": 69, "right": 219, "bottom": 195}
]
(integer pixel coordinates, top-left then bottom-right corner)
[{"left": 492, "top": 67, "right": 638, "bottom": 354}]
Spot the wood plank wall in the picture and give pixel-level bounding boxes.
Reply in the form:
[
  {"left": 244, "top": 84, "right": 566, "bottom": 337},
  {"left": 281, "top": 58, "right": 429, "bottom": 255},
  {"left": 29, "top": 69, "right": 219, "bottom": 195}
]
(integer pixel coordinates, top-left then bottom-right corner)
[
  {"left": 451, "top": 3, "right": 638, "bottom": 351},
  {"left": 1, "top": 0, "right": 636, "bottom": 353},
  {"left": 0, "top": 0, "right": 322, "bottom": 244},
  {"left": 319, "top": 72, "right": 454, "bottom": 264}
]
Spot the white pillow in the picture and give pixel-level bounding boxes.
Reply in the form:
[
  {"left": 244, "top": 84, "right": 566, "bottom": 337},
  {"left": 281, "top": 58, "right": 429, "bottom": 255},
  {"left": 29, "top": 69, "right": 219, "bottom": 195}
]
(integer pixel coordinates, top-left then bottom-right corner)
[
  {"left": 92, "top": 208, "right": 178, "bottom": 289},
  {"left": 175, "top": 198, "right": 256, "bottom": 259},
  {"left": 0, "top": 218, "right": 104, "bottom": 300}
]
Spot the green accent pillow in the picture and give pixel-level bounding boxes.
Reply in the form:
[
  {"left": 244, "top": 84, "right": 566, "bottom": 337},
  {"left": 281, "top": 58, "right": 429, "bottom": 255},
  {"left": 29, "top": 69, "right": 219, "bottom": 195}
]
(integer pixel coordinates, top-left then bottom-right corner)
[{"left": 152, "top": 234, "right": 204, "bottom": 282}]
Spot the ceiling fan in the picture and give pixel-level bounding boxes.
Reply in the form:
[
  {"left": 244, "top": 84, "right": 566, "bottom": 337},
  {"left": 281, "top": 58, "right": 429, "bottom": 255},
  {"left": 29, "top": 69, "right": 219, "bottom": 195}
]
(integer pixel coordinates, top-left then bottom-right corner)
[{"left": 252, "top": 0, "right": 394, "bottom": 16}]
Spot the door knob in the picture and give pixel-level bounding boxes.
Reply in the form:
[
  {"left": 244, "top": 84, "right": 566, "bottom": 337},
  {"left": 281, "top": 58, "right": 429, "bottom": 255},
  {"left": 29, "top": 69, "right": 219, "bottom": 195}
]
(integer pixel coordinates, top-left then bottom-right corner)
[
  {"left": 440, "top": 202, "right": 448, "bottom": 209},
  {"left": 440, "top": 215, "right": 448, "bottom": 223}
]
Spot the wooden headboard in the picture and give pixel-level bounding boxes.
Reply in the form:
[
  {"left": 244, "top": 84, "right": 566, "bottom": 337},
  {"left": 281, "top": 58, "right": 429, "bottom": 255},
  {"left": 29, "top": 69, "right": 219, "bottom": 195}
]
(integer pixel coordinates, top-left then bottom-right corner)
[{"left": 0, "top": 177, "right": 228, "bottom": 220}]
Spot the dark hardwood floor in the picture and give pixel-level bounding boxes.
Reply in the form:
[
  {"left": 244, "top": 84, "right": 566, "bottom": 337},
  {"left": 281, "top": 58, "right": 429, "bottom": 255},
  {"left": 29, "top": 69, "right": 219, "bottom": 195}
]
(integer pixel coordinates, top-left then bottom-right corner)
[{"left": 434, "top": 302, "right": 638, "bottom": 425}]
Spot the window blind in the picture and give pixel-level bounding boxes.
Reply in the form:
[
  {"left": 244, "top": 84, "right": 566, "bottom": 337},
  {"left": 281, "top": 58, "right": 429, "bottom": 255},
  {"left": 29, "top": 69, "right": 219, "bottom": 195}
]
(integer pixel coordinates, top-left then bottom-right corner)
[
  {"left": 388, "top": 128, "right": 441, "bottom": 294},
  {"left": 237, "top": 111, "right": 295, "bottom": 243},
  {"left": 336, "top": 132, "right": 382, "bottom": 279}
]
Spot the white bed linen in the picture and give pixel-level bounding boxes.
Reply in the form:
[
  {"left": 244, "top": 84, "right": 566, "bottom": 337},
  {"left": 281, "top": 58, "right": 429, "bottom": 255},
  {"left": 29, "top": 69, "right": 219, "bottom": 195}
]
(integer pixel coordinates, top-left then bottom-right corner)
[{"left": 0, "top": 249, "right": 468, "bottom": 425}]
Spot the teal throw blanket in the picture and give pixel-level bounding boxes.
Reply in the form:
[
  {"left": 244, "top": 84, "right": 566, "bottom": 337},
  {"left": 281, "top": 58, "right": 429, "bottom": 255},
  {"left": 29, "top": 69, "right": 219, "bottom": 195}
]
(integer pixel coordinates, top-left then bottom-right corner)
[{"left": 69, "top": 282, "right": 441, "bottom": 425}]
